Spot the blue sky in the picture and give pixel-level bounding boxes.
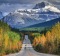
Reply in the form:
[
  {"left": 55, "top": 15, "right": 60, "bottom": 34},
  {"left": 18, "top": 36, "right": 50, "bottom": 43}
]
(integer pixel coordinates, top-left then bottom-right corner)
[
  {"left": 0, "top": 0, "right": 60, "bottom": 4},
  {"left": 0, "top": 0, "right": 60, "bottom": 10},
  {"left": 0, "top": 0, "right": 60, "bottom": 12},
  {"left": 0, "top": 0, "right": 60, "bottom": 9}
]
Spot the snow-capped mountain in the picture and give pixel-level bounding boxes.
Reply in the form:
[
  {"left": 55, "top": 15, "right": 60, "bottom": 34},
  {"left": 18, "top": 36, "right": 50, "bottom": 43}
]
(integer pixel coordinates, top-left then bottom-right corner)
[
  {"left": 1, "top": 2, "right": 60, "bottom": 29},
  {"left": 43, "top": 5, "right": 60, "bottom": 13},
  {"left": 33, "top": 2, "right": 51, "bottom": 9},
  {"left": 33, "top": 2, "right": 60, "bottom": 13},
  {"left": 27, "top": 17, "right": 60, "bottom": 28},
  {"left": 14, "top": 3, "right": 60, "bottom": 21},
  {"left": 4, "top": 12, "right": 45, "bottom": 28},
  {"left": 0, "top": 11, "right": 3, "bottom": 19},
  {"left": 33, "top": 2, "right": 45, "bottom": 9},
  {"left": 0, "top": 11, "right": 10, "bottom": 20}
]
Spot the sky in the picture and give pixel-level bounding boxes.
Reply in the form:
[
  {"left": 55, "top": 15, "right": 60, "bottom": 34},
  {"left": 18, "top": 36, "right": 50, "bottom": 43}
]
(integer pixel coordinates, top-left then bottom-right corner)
[
  {"left": 0, "top": 0, "right": 60, "bottom": 12},
  {"left": 0, "top": 0, "right": 60, "bottom": 4}
]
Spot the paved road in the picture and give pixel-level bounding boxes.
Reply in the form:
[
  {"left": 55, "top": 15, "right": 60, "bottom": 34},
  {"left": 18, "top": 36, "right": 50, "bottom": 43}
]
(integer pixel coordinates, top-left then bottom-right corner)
[{"left": 6, "top": 35, "right": 58, "bottom": 56}]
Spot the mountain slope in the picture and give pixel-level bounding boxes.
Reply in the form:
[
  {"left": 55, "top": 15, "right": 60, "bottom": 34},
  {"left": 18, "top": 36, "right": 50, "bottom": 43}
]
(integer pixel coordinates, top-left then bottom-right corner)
[
  {"left": 0, "top": 12, "right": 3, "bottom": 19},
  {"left": 27, "top": 17, "right": 60, "bottom": 28},
  {"left": 2, "top": 9, "right": 60, "bottom": 28},
  {"left": 3, "top": 12, "right": 45, "bottom": 28}
]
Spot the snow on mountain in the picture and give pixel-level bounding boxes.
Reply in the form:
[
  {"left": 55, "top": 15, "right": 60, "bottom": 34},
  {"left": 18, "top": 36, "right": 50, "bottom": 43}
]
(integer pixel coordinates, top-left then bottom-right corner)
[
  {"left": 15, "top": 4, "right": 60, "bottom": 14},
  {"left": 43, "top": 5, "right": 60, "bottom": 13},
  {"left": 33, "top": 2, "right": 60, "bottom": 13},
  {"left": 4, "top": 12, "right": 45, "bottom": 28},
  {"left": 0, "top": 11, "right": 10, "bottom": 20},
  {"left": 14, "top": 6, "right": 60, "bottom": 21},
  {"left": 15, "top": 9, "right": 41, "bottom": 13},
  {"left": 4, "top": 6, "right": 60, "bottom": 28},
  {"left": 0, "top": 2, "right": 60, "bottom": 29},
  {"left": 2, "top": 12, "right": 9, "bottom": 16}
]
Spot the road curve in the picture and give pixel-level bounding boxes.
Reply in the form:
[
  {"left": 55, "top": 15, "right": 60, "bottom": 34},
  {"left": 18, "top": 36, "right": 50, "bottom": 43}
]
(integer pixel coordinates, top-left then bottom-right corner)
[{"left": 6, "top": 35, "right": 58, "bottom": 56}]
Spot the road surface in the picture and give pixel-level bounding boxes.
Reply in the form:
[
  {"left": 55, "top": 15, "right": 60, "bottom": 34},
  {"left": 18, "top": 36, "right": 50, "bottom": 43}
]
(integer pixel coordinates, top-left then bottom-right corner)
[{"left": 6, "top": 35, "right": 58, "bottom": 56}]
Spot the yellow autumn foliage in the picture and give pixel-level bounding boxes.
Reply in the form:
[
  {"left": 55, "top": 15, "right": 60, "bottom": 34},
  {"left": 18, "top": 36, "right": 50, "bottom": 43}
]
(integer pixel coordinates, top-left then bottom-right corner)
[
  {"left": 0, "top": 21, "right": 22, "bottom": 56},
  {"left": 4, "top": 33, "right": 9, "bottom": 49},
  {"left": 32, "top": 22, "right": 60, "bottom": 54},
  {"left": 40, "top": 34, "right": 46, "bottom": 46}
]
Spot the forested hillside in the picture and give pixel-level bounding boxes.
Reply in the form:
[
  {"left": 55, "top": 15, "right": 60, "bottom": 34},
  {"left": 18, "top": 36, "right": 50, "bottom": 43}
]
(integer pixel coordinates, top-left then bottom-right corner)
[{"left": 0, "top": 21, "right": 22, "bottom": 56}]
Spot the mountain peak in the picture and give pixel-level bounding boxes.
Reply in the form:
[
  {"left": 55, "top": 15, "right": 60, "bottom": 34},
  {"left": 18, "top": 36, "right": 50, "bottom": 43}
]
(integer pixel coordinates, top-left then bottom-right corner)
[{"left": 33, "top": 2, "right": 50, "bottom": 9}]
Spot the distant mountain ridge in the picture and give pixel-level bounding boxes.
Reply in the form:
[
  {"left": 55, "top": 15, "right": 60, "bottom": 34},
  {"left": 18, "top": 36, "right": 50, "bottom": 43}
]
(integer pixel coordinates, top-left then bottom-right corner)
[{"left": 27, "top": 17, "right": 60, "bottom": 28}]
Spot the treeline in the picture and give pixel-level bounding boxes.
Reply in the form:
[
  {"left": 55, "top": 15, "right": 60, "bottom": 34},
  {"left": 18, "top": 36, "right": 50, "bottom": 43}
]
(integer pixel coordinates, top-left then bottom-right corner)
[
  {"left": 29, "top": 22, "right": 60, "bottom": 55},
  {"left": 0, "top": 21, "right": 22, "bottom": 56}
]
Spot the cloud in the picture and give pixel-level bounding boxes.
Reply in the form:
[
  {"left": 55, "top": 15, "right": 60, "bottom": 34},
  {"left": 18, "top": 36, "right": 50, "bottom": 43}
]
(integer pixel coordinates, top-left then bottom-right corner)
[
  {"left": 0, "top": 0, "right": 60, "bottom": 6},
  {"left": 0, "top": 0, "right": 60, "bottom": 9},
  {"left": 0, "top": 0, "right": 43, "bottom": 4},
  {"left": 47, "top": 0, "right": 60, "bottom": 5}
]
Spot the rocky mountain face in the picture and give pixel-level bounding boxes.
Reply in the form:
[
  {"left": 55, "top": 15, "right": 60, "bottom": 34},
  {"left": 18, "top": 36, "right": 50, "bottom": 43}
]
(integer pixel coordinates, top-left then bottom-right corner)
[{"left": 0, "top": 2, "right": 60, "bottom": 29}]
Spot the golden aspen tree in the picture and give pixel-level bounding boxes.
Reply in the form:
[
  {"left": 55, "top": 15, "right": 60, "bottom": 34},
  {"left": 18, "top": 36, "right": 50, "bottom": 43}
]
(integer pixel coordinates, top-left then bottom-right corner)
[{"left": 40, "top": 34, "right": 46, "bottom": 46}]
